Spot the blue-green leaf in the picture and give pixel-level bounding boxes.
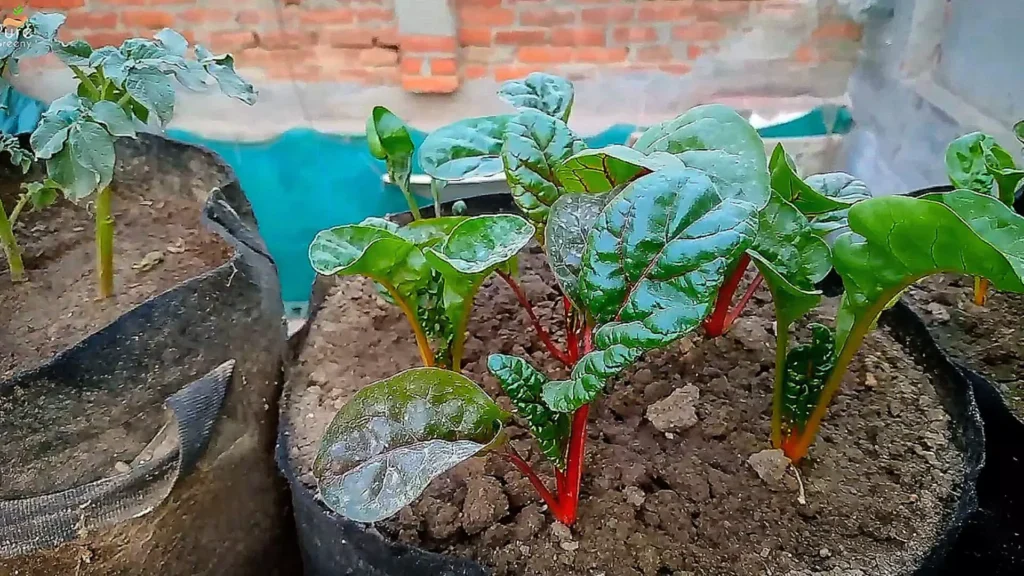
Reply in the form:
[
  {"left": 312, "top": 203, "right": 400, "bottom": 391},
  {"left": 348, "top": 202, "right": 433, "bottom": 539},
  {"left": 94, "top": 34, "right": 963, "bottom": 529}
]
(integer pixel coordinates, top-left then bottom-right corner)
[
  {"left": 497, "top": 72, "right": 574, "bottom": 122},
  {"left": 419, "top": 115, "right": 511, "bottom": 181}
]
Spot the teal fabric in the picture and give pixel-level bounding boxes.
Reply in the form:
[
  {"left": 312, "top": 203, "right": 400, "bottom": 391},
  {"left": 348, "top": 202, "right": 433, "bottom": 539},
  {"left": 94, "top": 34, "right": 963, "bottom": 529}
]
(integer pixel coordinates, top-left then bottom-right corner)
[{"left": 0, "top": 87, "right": 45, "bottom": 135}]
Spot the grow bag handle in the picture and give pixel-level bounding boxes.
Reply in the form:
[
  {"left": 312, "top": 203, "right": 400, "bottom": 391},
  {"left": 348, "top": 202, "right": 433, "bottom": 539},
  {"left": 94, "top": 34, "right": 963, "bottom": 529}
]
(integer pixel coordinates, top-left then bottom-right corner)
[
  {"left": 0, "top": 361, "right": 234, "bottom": 558},
  {"left": 203, "top": 184, "right": 274, "bottom": 264}
]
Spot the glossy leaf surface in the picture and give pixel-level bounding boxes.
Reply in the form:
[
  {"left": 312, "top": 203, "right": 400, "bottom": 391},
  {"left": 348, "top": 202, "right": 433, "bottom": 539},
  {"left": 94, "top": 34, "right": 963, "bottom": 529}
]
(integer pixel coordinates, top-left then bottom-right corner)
[
  {"left": 555, "top": 145, "right": 683, "bottom": 194},
  {"left": 487, "top": 354, "right": 570, "bottom": 468},
  {"left": 420, "top": 115, "right": 511, "bottom": 181},
  {"left": 498, "top": 72, "right": 574, "bottom": 122},
  {"left": 545, "top": 192, "right": 611, "bottom": 308},
  {"left": 781, "top": 324, "right": 836, "bottom": 432}
]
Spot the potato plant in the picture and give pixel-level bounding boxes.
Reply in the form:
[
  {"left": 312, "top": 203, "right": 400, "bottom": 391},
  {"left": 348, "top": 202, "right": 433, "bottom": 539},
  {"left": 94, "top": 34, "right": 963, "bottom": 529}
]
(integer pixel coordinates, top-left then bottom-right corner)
[
  {"left": 0, "top": 135, "right": 58, "bottom": 281},
  {"left": 19, "top": 17, "right": 257, "bottom": 298},
  {"left": 944, "top": 122, "right": 1024, "bottom": 304}
]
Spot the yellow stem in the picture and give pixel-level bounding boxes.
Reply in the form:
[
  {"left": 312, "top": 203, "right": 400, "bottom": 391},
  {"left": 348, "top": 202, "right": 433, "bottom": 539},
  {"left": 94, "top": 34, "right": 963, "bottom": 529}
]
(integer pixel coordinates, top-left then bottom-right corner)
[
  {"left": 95, "top": 186, "right": 114, "bottom": 299},
  {"left": 974, "top": 277, "right": 989, "bottom": 306},
  {"left": 382, "top": 282, "right": 434, "bottom": 367},
  {"left": 449, "top": 280, "right": 484, "bottom": 372},
  {"left": 771, "top": 325, "right": 790, "bottom": 449}
]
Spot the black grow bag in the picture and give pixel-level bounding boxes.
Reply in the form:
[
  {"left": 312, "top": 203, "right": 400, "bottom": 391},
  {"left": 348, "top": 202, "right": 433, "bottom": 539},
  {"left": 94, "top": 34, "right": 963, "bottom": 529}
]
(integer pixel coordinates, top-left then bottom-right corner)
[
  {"left": 278, "top": 193, "right": 987, "bottom": 576},
  {"left": 0, "top": 134, "right": 299, "bottom": 575}
]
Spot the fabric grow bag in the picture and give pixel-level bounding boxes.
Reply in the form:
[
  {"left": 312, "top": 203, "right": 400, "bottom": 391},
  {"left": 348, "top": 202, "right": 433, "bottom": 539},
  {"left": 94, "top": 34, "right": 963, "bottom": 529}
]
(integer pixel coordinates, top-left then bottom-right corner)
[
  {"left": 278, "top": 194, "right": 987, "bottom": 576},
  {"left": 0, "top": 134, "right": 299, "bottom": 576}
]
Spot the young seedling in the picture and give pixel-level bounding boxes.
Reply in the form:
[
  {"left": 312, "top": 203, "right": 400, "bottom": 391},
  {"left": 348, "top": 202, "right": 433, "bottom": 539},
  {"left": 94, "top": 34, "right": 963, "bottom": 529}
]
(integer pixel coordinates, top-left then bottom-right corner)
[
  {"left": 367, "top": 106, "right": 423, "bottom": 220},
  {"left": 0, "top": 135, "right": 58, "bottom": 281},
  {"left": 312, "top": 74, "right": 770, "bottom": 527},
  {"left": 760, "top": 189, "right": 1024, "bottom": 462},
  {"left": 944, "top": 124, "right": 1024, "bottom": 304},
  {"left": 25, "top": 22, "right": 256, "bottom": 299}
]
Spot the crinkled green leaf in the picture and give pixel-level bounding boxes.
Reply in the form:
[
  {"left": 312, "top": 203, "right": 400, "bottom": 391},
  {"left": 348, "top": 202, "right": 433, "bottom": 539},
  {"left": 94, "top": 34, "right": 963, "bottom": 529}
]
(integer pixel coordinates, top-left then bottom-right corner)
[
  {"left": 53, "top": 40, "right": 93, "bottom": 67},
  {"left": 419, "top": 115, "right": 511, "bottom": 181},
  {"left": 11, "top": 12, "right": 64, "bottom": 61},
  {"left": 154, "top": 28, "right": 187, "bottom": 56},
  {"left": 487, "top": 354, "right": 569, "bottom": 468},
  {"left": 555, "top": 145, "right": 684, "bottom": 195},
  {"left": 22, "top": 181, "right": 60, "bottom": 211},
  {"left": 31, "top": 104, "right": 77, "bottom": 160},
  {"left": 67, "top": 121, "right": 115, "bottom": 192},
  {"left": 781, "top": 324, "right": 836, "bottom": 432},
  {"left": 89, "top": 100, "right": 137, "bottom": 137},
  {"left": 45, "top": 145, "right": 98, "bottom": 202},
  {"left": 0, "top": 134, "right": 31, "bottom": 173},
  {"left": 803, "top": 172, "right": 872, "bottom": 235},
  {"left": 309, "top": 224, "right": 432, "bottom": 314},
  {"left": 543, "top": 168, "right": 759, "bottom": 412},
  {"left": 367, "top": 106, "right": 414, "bottom": 193},
  {"left": 125, "top": 67, "right": 176, "bottom": 126},
  {"left": 749, "top": 192, "right": 831, "bottom": 294},
  {"left": 398, "top": 216, "right": 466, "bottom": 248},
  {"left": 195, "top": 45, "right": 258, "bottom": 105},
  {"left": 89, "top": 46, "right": 129, "bottom": 84},
  {"left": 501, "top": 109, "right": 585, "bottom": 236},
  {"left": 498, "top": 72, "right": 574, "bottom": 122},
  {"left": 314, "top": 367, "right": 506, "bottom": 523},
  {"left": 633, "top": 104, "right": 770, "bottom": 208},
  {"left": 945, "top": 132, "right": 1021, "bottom": 205},
  {"left": 545, "top": 191, "right": 612, "bottom": 308},
  {"left": 834, "top": 190, "right": 1024, "bottom": 348}
]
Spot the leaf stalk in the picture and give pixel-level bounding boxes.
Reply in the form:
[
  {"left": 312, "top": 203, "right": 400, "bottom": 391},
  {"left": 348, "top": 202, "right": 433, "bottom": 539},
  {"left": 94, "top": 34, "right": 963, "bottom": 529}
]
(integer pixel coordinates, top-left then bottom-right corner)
[{"left": 95, "top": 186, "right": 115, "bottom": 298}]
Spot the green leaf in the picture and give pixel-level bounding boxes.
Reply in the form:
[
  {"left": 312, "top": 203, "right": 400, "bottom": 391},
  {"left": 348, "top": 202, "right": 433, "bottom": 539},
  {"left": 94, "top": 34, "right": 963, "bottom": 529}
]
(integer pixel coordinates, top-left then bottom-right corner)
[
  {"left": 22, "top": 181, "right": 59, "bottom": 210},
  {"left": 545, "top": 191, "right": 611, "bottom": 308},
  {"left": 397, "top": 216, "right": 466, "bottom": 248},
  {"left": 554, "top": 145, "right": 684, "bottom": 195},
  {"left": 1015, "top": 120, "right": 1024, "bottom": 146},
  {"left": 833, "top": 191, "right": 1024, "bottom": 347},
  {"left": 45, "top": 146, "right": 99, "bottom": 202},
  {"left": 501, "top": 109, "right": 586, "bottom": 235},
  {"left": 543, "top": 168, "right": 759, "bottom": 412},
  {"left": 89, "top": 100, "right": 137, "bottom": 137},
  {"left": 487, "top": 354, "right": 570, "bottom": 468},
  {"left": 749, "top": 192, "right": 832, "bottom": 294},
  {"left": 89, "top": 47, "right": 128, "bottom": 84},
  {"left": 803, "top": 172, "right": 872, "bottom": 235},
  {"left": 419, "top": 115, "right": 511, "bottom": 181},
  {"left": 12, "top": 12, "right": 64, "bottom": 60},
  {"left": 314, "top": 367, "right": 506, "bottom": 523},
  {"left": 31, "top": 110, "right": 75, "bottom": 159},
  {"left": 308, "top": 224, "right": 432, "bottom": 313},
  {"left": 0, "top": 134, "right": 31, "bottom": 173},
  {"left": 945, "top": 132, "right": 1020, "bottom": 204},
  {"left": 633, "top": 104, "right": 770, "bottom": 208},
  {"left": 194, "top": 46, "right": 258, "bottom": 105},
  {"left": 750, "top": 251, "right": 822, "bottom": 329},
  {"left": 497, "top": 72, "right": 574, "bottom": 122},
  {"left": 769, "top": 144, "right": 849, "bottom": 215},
  {"left": 154, "top": 28, "right": 188, "bottom": 56},
  {"left": 780, "top": 324, "right": 836, "bottom": 432},
  {"left": 367, "top": 106, "right": 414, "bottom": 193},
  {"left": 67, "top": 121, "right": 116, "bottom": 192},
  {"left": 424, "top": 215, "right": 534, "bottom": 367},
  {"left": 125, "top": 67, "right": 176, "bottom": 126},
  {"left": 53, "top": 40, "right": 93, "bottom": 67}
]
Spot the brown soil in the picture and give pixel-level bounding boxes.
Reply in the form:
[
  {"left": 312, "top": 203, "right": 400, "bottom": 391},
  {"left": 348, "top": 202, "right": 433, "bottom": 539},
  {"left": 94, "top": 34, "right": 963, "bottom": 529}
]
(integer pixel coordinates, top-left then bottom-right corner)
[
  {"left": 905, "top": 274, "right": 1024, "bottom": 419},
  {"left": 0, "top": 149, "right": 232, "bottom": 380},
  {"left": 286, "top": 247, "right": 965, "bottom": 576}
]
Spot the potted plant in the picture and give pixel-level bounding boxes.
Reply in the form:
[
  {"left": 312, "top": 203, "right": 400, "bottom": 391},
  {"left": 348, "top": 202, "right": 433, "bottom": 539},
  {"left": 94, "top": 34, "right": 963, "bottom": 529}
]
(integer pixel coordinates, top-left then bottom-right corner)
[
  {"left": 281, "top": 74, "right": 992, "bottom": 575},
  {"left": 1, "top": 14, "right": 297, "bottom": 575}
]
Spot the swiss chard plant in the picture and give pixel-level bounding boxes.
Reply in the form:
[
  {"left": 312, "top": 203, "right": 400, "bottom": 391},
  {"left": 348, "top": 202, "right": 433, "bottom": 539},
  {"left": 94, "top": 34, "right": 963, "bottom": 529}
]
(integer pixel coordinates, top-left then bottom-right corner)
[
  {"left": 0, "top": 135, "right": 58, "bottom": 282},
  {"left": 760, "top": 188, "right": 1024, "bottom": 462},
  {"left": 312, "top": 73, "right": 769, "bottom": 526},
  {"left": 944, "top": 122, "right": 1024, "bottom": 304},
  {"left": 18, "top": 18, "right": 256, "bottom": 298}
]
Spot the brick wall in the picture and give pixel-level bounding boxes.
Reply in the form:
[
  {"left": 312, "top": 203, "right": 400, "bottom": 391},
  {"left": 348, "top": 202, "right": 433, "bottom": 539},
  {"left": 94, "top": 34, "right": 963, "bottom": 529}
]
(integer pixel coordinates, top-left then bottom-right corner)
[{"left": 16, "top": 0, "right": 863, "bottom": 95}]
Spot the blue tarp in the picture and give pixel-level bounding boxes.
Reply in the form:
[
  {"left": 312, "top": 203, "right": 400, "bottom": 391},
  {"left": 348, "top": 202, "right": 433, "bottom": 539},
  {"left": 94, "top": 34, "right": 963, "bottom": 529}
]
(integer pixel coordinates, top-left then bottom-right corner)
[{"left": 0, "top": 87, "right": 45, "bottom": 135}]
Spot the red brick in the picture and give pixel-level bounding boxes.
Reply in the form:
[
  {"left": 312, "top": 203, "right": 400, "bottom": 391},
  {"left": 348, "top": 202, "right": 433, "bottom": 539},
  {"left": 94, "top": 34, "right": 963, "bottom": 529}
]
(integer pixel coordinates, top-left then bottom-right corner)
[
  {"left": 236, "top": 10, "right": 263, "bottom": 25},
  {"left": 672, "top": 21, "right": 727, "bottom": 42},
  {"left": 573, "top": 46, "right": 628, "bottom": 63},
  {"left": 638, "top": 1, "right": 692, "bottom": 22},
  {"left": 400, "top": 56, "right": 424, "bottom": 75},
  {"left": 65, "top": 11, "right": 118, "bottom": 29},
  {"left": 30, "top": 0, "right": 85, "bottom": 7},
  {"left": 121, "top": 10, "right": 175, "bottom": 29},
  {"left": 179, "top": 8, "right": 233, "bottom": 24},
  {"left": 613, "top": 26, "right": 658, "bottom": 43},
  {"left": 517, "top": 46, "right": 573, "bottom": 64},
  {"left": 459, "top": 27, "right": 493, "bottom": 47},
  {"left": 459, "top": 7, "right": 515, "bottom": 26},
  {"left": 693, "top": 0, "right": 750, "bottom": 18},
  {"left": 83, "top": 31, "right": 133, "bottom": 47},
  {"left": 581, "top": 6, "right": 635, "bottom": 25},
  {"left": 551, "top": 27, "right": 605, "bottom": 46},
  {"left": 359, "top": 47, "right": 399, "bottom": 67},
  {"left": 402, "top": 75, "right": 459, "bottom": 94},
  {"left": 519, "top": 8, "right": 577, "bottom": 27},
  {"left": 459, "top": 0, "right": 502, "bottom": 7},
  {"left": 375, "top": 28, "right": 400, "bottom": 48},
  {"left": 147, "top": 0, "right": 195, "bottom": 5},
  {"left": 299, "top": 9, "right": 355, "bottom": 25},
  {"left": 812, "top": 19, "right": 863, "bottom": 41},
  {"left": 354, "top": 6, "right": 393, "bottom": 22},
  {"left": 260, "top": 30, "right": 316, "bottom": 50},
  {"left": 495, "top": 29, "right": 547, "bottom": 45},
  {"left": 493, "top": 65, "right": 543, "bottom": 82},
  {"left": 93, "top": 0, "right": 146, "bottom": 5},
  {"left": 209, "top": 30, "right": 258, "bottom": 52},
  {"left": 431, "top": 57, "right": 458, "bottom": 75},
  {"left": 401, "top": 34, "right": 457, "bottom": 53},
  {"left": 793, "top": 44, "right": 819, "bottom": 64},
  {"left": 464, "top": 64, "right": 488, "bottom": 79},
  {"left": 635, "top": 45, "right": 673, "bottom": 62},
  {"left": 325, "top": 29, "right": 375, "bottom": 48},
  {"left": 660, "top": 63, "right": 693, "bottom": 74}
]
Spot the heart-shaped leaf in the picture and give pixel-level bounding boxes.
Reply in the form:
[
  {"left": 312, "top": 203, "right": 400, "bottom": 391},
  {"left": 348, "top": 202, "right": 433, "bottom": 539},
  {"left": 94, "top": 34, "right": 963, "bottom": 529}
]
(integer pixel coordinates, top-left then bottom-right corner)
[
  {"left": 498, "top": 72, "right": 574, "bottom": 122},
  {"left": 769, "top": 144, "right": 846, "bottom": 214},
  {"left": 633, "top": 104, "right": 770, "bottom": 208},
  {"left": 314, "top": 367, "right": 506, "bottom": 523},
  {"left": 398, "top": 216, "right": 467, "bottom": 247},
  {"left": 555, "top": 145, "right": 684, "bottom": 195},
  {"left": 803, "top": 172, "right": 871, "bottom": 236},
  {"left": 545, "top": 191, "right": 612, "bottom": 308},
  {"left": 543, "top": 168, "right": 759, "bottom": 412},
  {"left": 419, "top": 115, "right": 511, "bottom": 181},
  {"left": 424, "top": 215, "right": 534, "bottom": 368},
  {"left": 502, "top": 109, "right": 586, "bottom": 236},
  {"left": 487, "top": 354, "right": 570, "bottom": 468},
  {"left": 89, "top": 100, "right": 137, "bottom": 137}
]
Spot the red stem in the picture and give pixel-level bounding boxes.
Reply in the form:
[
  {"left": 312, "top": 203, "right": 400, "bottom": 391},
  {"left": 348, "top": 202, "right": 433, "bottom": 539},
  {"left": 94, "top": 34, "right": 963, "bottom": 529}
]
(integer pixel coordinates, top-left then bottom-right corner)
[
  {"left": 558, "top": 404, "right": 591, "bottom": 525},
  {"left": 498, "top": 270, "right": 572, "bottom": 366},
  {"left": 703, "top": 254, "right": 752, "bottom": 337},
  {"left": 724, "top": 272, "right": 764, "bottom": 327},
  {"left": 504, "top": 451, "right": 561, "bottom": 513}
]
